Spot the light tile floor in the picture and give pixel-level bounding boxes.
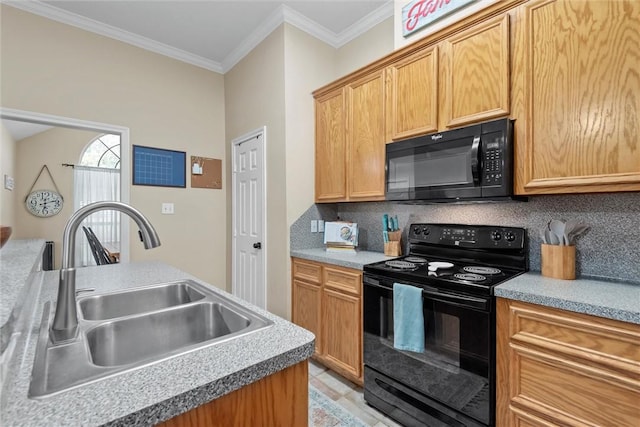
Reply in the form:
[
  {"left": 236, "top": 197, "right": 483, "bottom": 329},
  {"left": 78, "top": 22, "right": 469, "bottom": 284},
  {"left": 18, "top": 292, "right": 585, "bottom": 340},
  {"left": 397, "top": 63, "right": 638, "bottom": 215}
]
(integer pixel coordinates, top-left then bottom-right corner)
[{"left": 309, "top": 360, "right": 403, "bottom": 427}]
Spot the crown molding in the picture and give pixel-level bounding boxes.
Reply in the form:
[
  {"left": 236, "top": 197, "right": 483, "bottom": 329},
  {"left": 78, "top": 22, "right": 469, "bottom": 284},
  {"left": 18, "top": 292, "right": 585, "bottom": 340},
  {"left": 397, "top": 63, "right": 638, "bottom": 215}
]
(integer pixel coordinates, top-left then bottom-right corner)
[
  {"left": 3, "top": 0, "right": 224, "bottom": 73},
  {"left": 221, "top": 4, "right": 288, "bottom": 73},
  {"left": 335, "top": 1, "right": 394, "bottom": 47},
  {"left": 282, "top": 4, "right": 339, "bottom": 48},
  {"left": 222, "top": 2, "right": 393, "bottom": 73},
  {"left": 4, "top": 0, "right": 393, "bottom": 75}
]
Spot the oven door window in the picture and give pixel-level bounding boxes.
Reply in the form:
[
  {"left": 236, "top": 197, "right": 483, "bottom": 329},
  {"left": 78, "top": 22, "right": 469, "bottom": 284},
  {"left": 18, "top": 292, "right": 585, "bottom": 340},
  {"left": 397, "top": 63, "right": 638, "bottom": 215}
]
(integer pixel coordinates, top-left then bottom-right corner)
[{"left": 364, "top": 284, "right": 490, "bottom": 424}]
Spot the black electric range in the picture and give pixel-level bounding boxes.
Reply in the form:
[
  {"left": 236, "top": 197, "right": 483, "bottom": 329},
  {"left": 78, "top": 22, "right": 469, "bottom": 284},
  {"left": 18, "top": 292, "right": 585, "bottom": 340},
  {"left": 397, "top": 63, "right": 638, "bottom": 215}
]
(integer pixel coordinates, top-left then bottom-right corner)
[
  {"left": 364, "top": 223, "right": 528, "bottom": 297},
  {"left": 363, "top": 223, "right": 528, "bottom": 427}
]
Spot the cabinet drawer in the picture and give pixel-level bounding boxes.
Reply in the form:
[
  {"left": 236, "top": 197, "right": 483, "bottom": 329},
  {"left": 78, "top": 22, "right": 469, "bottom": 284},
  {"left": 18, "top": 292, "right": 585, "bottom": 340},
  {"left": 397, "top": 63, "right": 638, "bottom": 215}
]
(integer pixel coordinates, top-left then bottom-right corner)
[
  {"left": 511, "top": 345, "right": 639, "bottom": 426},
  {"left": 292, "top": 258, "right": 322, "bottom": 284},
  {"left": 323, "top": 266, "right": 361, "bottom": 296},
  {"left": 507, "top": 301, "right": 640, "bottom": 376}
]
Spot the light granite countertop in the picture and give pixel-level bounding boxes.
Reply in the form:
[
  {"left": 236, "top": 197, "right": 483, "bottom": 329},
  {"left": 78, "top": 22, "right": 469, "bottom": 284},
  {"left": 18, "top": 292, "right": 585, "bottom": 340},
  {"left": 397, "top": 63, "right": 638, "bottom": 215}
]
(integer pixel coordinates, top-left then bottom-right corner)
[
  {"left": 0, "top": 239, "right": 45, "bottom": 327},
  {"left": 1, "top": 249, "right": 314, "bottom": 426},
  {"left": 291, "top": 248, "right": 394, "bottom": 270},
  {"left": 290, "top": 247, "right": 639, "bottom": 325},
  {"left": 495, "top": 273, "right": 639, "bottom": 324}
]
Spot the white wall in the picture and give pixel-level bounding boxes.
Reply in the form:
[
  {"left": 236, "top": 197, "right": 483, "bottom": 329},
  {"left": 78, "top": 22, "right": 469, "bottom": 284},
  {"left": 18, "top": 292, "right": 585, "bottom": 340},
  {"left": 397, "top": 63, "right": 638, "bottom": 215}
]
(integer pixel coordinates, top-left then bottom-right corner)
[
  {"left": 283, "top": 24, "right": 336, "bottom": 229},
  {"left": 224, "top": 26, "right": 289, "bottom": 318},
  {"left": 336, "top": 17, "right": 394, "bottom": 78},
  {"left": 2, "top": 3, "right": 397, "bottom": 318},
  {"left": 0, "top": 124, "right": 16, "bottom": 228},
  {"left": 0, "top": 5, "right": 227, "bottom": 286},
  {"left": 13, "top": 127, "right": 99, "bottom": 268}
]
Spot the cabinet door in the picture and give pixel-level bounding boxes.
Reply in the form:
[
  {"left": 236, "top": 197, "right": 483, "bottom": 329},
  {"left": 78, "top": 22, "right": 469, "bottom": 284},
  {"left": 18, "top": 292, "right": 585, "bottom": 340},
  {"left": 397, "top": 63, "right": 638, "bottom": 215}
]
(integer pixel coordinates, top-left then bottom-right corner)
[
  {"left": 441, "top": 14, "right": 510, "bottom": 129},
  {"left": 387, "top": 46, "right": 439, "bottom": 140},
  {"left": 514, "top": 0, "right": 640, "bottom": 194},
  {"left": 346, "top": 71, "right": 386, "bottom": 201},
  {"left": 322, "top": 288, "right": 362, "bottom": 382},
  {"left": 292, "top": 279, "right": 322, "bottom": 355},
  {"left": 496, "top": 299, "right": 640, "bottom": 427},
  {"left": 315, "top": 89, "right": 347, "bottom": 202}
]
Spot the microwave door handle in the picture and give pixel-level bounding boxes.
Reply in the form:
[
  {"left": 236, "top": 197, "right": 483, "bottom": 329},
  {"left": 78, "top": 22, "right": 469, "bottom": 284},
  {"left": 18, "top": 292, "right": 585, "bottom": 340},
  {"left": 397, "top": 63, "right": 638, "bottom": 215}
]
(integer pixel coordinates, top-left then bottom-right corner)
[{"left": 471, "top": 136, "right": 481, "bottom": 185}]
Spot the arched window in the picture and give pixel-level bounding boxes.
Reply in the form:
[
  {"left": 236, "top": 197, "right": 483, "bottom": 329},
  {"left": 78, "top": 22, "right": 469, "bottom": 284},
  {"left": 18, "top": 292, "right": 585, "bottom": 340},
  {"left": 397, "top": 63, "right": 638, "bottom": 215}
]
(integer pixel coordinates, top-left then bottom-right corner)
[
  {"left": 79, "top": 134, "right": 120, "bottom": 169},
  {"left": 74, "top": 133, "right": 121, "bottom": 267}
]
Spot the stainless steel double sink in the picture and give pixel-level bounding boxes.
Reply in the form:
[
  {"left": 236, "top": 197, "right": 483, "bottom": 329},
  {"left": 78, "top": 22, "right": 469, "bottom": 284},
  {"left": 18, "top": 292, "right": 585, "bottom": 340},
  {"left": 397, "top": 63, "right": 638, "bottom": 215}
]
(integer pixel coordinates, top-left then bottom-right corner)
[{"left": 29, "top": 280, "right": 273, "bottom": 398}]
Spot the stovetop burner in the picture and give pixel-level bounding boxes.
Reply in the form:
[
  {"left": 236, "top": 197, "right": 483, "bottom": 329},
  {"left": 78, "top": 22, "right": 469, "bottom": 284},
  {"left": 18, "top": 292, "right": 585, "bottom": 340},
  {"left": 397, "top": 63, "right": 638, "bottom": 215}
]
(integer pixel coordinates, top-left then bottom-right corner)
[
  {"left": 454, "top": 273, "right": 487, "bottom": 282},
  {"left": 463, "top": 266, "right": 501, "bottom": 275},
  {"left": 385, "top": 260, "right": 417, "bottom": 270},
  {"left": 404, "top": 256, "right": 427, "bottom": 264}
]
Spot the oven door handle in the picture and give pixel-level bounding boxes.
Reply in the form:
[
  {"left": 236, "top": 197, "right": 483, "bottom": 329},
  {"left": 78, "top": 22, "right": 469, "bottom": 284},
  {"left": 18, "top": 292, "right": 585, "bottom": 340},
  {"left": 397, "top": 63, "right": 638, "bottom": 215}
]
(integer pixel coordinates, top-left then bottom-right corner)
[
  {"left": 422, "top": 289, "right": 488, "bottom": 310},
  {"left": 471, "top": 135, "right": 481, "bottom": 185},
  {"left": 364, "top": 279, "right": 489, "bottom": 311}
]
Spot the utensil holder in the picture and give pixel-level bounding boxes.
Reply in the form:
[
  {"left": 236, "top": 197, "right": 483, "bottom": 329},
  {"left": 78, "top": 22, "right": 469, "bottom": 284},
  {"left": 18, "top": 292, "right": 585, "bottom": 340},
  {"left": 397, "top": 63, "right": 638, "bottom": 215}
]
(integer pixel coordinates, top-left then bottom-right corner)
[
  {"left": 384, "top": 231, "right": 402, "bottom": 256},
  {"left": 541, "top": 244, "right": 576, "bottom": 280}
]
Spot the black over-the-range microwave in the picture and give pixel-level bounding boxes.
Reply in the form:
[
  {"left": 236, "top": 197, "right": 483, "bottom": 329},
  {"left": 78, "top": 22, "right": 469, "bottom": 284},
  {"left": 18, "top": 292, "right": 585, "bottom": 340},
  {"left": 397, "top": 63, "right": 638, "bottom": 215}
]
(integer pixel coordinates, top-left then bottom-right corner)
[{"left": 385, "top": 118, "right": 524, "bottom": 203}]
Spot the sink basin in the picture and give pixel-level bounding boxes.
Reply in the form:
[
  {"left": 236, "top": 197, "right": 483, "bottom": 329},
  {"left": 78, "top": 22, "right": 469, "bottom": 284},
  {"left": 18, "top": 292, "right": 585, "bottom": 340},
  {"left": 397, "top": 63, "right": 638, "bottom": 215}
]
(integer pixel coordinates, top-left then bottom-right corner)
[
  {"left": 29, "top": 280, "right": 273, "bottom": 398},
  {"left": 87, "top": 302, "right": 250, "bottom": 366},
  {"left": 80, "top": 281, "right": 206, "bottom": 320}
]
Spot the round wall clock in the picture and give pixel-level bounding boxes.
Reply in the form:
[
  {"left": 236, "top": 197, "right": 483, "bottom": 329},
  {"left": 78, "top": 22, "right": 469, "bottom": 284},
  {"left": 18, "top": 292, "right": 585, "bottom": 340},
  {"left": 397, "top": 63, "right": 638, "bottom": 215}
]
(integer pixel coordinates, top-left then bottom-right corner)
[{"left": 25, "top": 189, "right": 64, "bottom": 217}]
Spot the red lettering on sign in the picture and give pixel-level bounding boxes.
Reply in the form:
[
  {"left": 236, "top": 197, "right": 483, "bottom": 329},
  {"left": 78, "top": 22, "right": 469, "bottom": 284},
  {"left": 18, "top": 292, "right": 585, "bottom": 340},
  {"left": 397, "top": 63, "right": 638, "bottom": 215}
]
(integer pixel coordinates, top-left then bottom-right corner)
[{"left": 405, "top": 0, "right": 452, "bottom": 32}]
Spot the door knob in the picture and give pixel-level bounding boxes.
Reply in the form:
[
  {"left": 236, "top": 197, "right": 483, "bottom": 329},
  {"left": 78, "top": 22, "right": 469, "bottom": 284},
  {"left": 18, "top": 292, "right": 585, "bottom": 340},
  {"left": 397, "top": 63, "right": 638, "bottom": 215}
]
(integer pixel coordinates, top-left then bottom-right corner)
[{"left": 253, "top": 242, "right": 262, "bottom": 249}]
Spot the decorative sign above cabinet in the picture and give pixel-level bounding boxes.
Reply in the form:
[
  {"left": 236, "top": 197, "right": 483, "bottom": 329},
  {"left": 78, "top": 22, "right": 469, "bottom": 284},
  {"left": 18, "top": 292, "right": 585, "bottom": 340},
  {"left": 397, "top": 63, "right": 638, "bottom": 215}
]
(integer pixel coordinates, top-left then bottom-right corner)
[{"left": 402, "top": 0, "right": 476, "bottom": 36}]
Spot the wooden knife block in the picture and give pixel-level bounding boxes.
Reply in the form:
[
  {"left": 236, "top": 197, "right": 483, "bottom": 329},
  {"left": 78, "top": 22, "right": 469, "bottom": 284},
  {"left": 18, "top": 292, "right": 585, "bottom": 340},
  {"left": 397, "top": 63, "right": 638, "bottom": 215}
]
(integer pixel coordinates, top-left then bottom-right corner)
[
  {"left": 541, "top": 244, "right": 576, "bottom": 280},
  {"left": 384, "top": 231, "right": 402, "bottom": 256}
]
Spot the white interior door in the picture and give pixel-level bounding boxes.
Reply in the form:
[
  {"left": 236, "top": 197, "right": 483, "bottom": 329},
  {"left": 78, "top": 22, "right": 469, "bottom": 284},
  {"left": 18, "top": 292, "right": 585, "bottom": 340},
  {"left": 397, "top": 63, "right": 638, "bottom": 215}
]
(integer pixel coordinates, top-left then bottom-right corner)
[{"left": 232, "top": 127, "right": 266, "bottom": 309}]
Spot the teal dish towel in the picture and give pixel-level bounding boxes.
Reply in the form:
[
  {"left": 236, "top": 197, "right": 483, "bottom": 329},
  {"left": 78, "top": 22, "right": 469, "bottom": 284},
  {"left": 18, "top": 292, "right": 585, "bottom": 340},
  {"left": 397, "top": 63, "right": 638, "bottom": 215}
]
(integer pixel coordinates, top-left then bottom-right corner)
[{"left": 393, "top": 283, "right": 425, "bottom": 353}]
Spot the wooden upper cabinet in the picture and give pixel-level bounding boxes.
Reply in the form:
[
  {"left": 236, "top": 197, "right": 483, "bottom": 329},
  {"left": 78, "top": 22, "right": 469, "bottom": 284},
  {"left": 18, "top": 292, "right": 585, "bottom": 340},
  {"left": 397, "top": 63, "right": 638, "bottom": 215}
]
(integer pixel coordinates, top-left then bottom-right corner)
[
  {"left": 385, "top": 13, "right": 510, "bottom": 139},
  {"left": 315, "top": 89, "right": 346, "bottom": 202},
  {"left": 387, "top": 46, "right": 439, "bottom": 140},
  {"left": 513, "top": 0, "right": 640, "bottom": 194},
  {"left": 441, "top": 14, "right": 510, "bottom": 129},
  {"left": 346, "top": 70, "right": 386, "bottom": 201}
]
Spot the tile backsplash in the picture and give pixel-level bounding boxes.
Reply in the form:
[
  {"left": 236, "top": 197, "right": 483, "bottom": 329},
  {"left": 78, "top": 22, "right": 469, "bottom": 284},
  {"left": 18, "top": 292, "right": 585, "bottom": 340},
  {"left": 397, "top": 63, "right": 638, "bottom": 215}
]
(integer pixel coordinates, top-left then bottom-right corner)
[{"left": 291, "top": 192, "right": 640, "bottom": 284}]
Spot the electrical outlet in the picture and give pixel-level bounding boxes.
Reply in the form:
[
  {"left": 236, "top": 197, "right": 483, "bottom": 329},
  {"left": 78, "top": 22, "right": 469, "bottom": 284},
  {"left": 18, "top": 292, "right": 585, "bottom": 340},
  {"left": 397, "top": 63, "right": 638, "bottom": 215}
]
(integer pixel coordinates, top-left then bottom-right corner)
[
  {"left": 161, "top": 203, "right": 174, "bottom": 214},
  {"left": 318, "top": 220, "right": 325, "bottom": 233},
  {"left": 311, "top": 220, "right": 318, "bottom": 233},
  {"left": 4, "top": 175, "right": 14, "bottom": 191}
]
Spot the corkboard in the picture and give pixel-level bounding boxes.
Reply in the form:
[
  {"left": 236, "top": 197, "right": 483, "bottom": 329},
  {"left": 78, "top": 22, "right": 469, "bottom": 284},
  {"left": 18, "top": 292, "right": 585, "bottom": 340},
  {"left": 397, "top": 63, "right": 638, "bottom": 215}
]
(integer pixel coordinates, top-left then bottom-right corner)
[{"left": 191, "top": 156, "right": 222, "bottom": 189}]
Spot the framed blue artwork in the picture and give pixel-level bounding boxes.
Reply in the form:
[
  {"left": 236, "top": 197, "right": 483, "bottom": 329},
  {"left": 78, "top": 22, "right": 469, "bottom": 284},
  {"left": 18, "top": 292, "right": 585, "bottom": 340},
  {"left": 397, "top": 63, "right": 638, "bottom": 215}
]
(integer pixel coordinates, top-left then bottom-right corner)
[{"left": 132, "top": 145, "right": 186, "bottom": 188}]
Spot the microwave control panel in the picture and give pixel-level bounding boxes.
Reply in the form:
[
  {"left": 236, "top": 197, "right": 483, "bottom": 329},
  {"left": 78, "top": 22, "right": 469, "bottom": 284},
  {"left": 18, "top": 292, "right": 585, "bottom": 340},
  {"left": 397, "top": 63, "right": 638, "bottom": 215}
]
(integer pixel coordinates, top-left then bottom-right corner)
[{"left": 483, "top": 134, "right": 504, "bottom": 185}]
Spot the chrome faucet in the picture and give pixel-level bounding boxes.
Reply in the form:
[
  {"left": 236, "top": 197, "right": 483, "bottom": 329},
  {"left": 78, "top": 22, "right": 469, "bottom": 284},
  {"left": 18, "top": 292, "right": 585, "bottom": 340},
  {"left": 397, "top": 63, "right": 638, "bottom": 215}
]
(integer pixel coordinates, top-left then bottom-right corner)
[{"left": 50, "top": 201, "right": 161, "bottom": 344}]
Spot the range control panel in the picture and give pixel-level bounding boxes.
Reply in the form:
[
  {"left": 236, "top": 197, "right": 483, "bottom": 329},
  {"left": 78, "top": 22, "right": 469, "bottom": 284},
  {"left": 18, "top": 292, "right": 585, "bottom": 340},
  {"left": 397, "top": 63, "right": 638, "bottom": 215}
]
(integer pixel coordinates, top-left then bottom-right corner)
[{"left": 409, "top": 223, "right": 526, "bottom": 249}]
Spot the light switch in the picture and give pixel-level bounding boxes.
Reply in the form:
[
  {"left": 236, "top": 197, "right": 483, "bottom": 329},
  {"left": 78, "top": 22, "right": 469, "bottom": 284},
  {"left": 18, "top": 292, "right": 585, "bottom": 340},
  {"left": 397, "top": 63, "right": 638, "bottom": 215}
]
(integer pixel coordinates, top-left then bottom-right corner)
[
  {"left": 311, "top": 220, "right": 318, "bottom": 233},
  {"left": 318, "top": 220, "right": 325, "bottom": 233},
  {"left": 161, "top": 203, "right": 174, "bottom": 214},
  {"left": 4, "top": 175, "right": 14, "bottom": 191}
]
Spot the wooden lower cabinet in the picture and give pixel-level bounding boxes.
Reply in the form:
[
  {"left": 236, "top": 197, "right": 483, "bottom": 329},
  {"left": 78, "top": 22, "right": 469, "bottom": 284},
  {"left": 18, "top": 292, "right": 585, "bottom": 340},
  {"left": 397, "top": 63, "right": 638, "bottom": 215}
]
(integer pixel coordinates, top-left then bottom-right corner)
[
  {"left": 292, "top": 258, "right": 363, "bottom": 385},
  {"left": 497, "top": 298, "right": 640, "bottom": 426},
  {"left": 159, "top": 360, "right": 308, "bottom": 427}
]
